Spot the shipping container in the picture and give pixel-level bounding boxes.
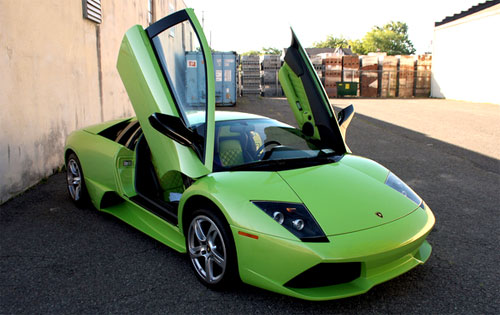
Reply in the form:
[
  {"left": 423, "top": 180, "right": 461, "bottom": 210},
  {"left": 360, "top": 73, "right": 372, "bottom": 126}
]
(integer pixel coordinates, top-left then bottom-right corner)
[
  {"left": 213, "top": 52, "right": 238, "bottom": 106},
  {"left": 186, "top": 51, "right": 238, "bottom": 107},
  {"left": 186, "top": 51, "right": 206, "bottom": 107}
]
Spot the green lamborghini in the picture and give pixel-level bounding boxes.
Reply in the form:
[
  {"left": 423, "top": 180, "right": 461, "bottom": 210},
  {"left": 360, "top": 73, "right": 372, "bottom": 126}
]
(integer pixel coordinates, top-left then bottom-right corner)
[{"left": 64, "top": 8, "right": 435, "bottom": 300}]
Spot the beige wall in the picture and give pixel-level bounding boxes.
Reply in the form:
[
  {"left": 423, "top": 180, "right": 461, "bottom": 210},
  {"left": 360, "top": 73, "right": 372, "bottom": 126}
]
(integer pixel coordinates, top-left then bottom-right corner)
[
  {"left": 431, "top": 4, "right": 500, "bottom": 105},
  {"left": 0, "top": 0, "right": 186, "bottom": 204}
]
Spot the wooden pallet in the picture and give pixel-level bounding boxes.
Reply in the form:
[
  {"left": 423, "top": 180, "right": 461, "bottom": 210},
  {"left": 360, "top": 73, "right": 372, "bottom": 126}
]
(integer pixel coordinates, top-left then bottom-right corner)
[
  {"left": 381, "top": 56, "right": 398, "bottom": 97},
  {"left": 360, "top": 56, "right": 379, "bottom": 97},
  {"left": 415, "top": 55, "right": 432, "bottom": 97},
  {"left": 398, "top": 55, "right": 415, "bottom": 98}
]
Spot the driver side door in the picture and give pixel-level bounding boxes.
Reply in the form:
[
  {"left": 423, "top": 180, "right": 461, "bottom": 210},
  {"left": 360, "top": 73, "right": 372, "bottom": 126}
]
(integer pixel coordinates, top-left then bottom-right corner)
[{"left": 116, "top": 9, "right": 215, "bottom": 182}]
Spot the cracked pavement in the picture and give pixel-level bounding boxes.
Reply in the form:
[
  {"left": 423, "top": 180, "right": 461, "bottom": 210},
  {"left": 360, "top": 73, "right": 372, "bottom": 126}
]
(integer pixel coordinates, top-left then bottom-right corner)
[{"left": 1, "top": 97, "right": 499, "bottom": 313}]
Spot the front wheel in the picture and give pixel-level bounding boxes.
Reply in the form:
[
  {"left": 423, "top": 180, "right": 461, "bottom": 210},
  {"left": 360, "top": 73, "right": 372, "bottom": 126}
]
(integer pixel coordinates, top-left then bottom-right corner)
[
  {"left": 186, "top": 209, "right": 239, "bottom": 290},
  {"left": 66, "top": 153, "right": 89, "bottom": 206}
]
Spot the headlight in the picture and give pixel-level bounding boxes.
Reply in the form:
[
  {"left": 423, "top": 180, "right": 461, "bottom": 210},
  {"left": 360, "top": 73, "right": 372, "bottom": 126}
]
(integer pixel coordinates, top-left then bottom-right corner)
[
  {"left": 252, "top": 201, "right": 328, "bottom": 242},
  {"left": 385, "top": 172, "right": 423, "bottom": 208}
]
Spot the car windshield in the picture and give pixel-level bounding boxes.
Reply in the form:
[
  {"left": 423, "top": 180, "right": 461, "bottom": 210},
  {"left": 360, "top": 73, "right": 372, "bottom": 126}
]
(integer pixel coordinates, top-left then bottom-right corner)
[{"left": 210, "top": 118, "right": 339, "bottom": 171}]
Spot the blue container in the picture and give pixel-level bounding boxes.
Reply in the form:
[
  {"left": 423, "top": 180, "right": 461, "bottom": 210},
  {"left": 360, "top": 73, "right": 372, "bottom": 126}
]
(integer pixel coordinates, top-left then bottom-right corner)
[
  {"left": 185, "top": 51, "right": 206, "bottom": 107},
  {"left": 212, "top": 52, "right": 237, "bottom": 106},
  {"left": 185, "top": 51, "right": 237, "bottom": 107}
]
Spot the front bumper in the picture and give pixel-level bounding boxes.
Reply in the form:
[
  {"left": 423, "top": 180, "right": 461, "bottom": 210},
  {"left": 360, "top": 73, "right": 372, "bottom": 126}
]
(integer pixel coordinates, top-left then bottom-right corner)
[{"left": 231, "top": 203, "right": 435, "bottom": 301}]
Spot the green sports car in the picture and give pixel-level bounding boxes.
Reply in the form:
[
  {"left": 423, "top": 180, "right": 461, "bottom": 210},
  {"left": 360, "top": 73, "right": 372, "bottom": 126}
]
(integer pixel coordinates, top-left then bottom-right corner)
[{"left": 64, "top": 8, "right": 435, "bottom": 301}]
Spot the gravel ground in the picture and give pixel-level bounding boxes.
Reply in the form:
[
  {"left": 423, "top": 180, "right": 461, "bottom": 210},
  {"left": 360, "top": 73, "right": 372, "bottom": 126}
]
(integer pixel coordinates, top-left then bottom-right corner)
[{"left": 1, "top": 97, "right": 499, "bottom": 314}]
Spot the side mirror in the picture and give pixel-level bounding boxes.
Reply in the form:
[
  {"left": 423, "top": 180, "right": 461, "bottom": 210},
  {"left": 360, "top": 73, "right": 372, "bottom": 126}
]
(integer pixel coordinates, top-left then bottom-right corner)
[
  {"left": 337, "top": 104, "right": 355, "bottom": 139},
  {"left": 148, "top": 112, "right": 202, "bottom": 158}
]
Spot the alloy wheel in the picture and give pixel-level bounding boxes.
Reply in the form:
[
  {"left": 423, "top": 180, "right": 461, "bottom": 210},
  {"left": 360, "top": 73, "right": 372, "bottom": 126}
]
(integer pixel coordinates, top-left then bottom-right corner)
[
  {"left": 188, "top": 215, "right": 227, "bottom": 284},
  {"left": 67, "top": 159, "right": 82, "bottom": 201}
]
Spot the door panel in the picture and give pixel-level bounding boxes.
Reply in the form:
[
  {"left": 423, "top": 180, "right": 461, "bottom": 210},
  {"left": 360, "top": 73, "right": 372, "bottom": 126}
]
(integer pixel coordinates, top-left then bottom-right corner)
[
  {"left": 114, "top": 146, "right": 136, "bottom": 198},
  {"left": 117, "top": 9, "right": 214, "bottom": 181},
  {"left": 279, "top": 29, "right": 347, "bottom": 155}
]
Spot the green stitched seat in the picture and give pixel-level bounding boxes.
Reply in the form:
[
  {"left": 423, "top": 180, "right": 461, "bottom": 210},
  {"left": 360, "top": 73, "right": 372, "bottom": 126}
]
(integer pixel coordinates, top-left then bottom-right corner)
[{"left": 219, "top": 139, "right": 244, "bottom": 167}]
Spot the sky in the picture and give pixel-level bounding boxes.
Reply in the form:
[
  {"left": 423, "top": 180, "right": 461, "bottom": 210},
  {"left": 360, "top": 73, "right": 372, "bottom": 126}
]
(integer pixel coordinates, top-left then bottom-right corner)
[{"left": 185, "top": 0, "right": 485, "bottom": 54}]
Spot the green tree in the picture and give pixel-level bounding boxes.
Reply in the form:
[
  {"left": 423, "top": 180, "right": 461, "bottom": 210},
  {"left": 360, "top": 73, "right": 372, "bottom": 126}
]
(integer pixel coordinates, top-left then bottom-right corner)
[
  {"left": 313, "top": 35, "right": 349, "bottom": 48},
  {"left": 261, "top": 47, "right": 281, "bottom": 55},
  {"left": 240, "top": 50, "right": 261, "bottom": 56},
  {"left": 361, "top": 21, "right": 415, "bottom": 55},
  {"left": 348, "top": 39, "right": 367, "bottom": 55}
]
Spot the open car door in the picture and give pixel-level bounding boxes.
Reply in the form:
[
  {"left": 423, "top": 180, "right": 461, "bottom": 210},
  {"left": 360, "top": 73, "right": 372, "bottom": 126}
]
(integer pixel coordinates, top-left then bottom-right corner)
[
  {"left": 279, "top": 29, "right": 348, "bottom": 155},
  {"left": 117, "top": 9, "right": 214, "bottom": 181}
]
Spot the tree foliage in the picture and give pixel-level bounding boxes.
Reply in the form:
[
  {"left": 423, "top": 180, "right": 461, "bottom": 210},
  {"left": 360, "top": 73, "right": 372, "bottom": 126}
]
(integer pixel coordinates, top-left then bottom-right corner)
[
  {"left": 313, "top": 21, "right": 415, "bottom": 55},
  {"left": 240, "top": 50, "right": 261, "bottom": 56},
  {"left": 362, "top": 21, "right": 415, "bottom": 55},
  {"left": 313, "top": 35, "right": 349, "bottom": 48},
  {"left": 240, "top": 47, "right": 282, "bottom": 56},
  {"left": 347, "top": 39, "right": 366, "bottom": 55},
  {"left": 261, "top": 47, "right": 282, "bottom": 55}
]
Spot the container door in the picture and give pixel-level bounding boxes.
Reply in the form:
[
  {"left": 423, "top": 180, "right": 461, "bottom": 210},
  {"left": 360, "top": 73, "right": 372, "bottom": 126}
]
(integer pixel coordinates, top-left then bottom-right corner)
[
  {"left": 117, "top": 9, "right": 215, "bottom": 180},
  {"left": 186, "top": 51, "right": 206, "bottom": 107},
  {"left": 213, "top": 53, "right": 223, "bottom": 104},
  {"left": 279, "top": 29, "right": 347, "bottom": 155},
  {"left": 222, "top": 53, "right": 236, "bottom": 105}
]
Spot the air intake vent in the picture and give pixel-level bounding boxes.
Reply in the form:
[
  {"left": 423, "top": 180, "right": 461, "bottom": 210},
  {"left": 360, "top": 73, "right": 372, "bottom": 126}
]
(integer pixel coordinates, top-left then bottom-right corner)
[
  {"left": 82, "top": 0, "right": 102, "bottom": 24},
  {"left": 285, "top": 262, "right": 361, "bottom": 288}
]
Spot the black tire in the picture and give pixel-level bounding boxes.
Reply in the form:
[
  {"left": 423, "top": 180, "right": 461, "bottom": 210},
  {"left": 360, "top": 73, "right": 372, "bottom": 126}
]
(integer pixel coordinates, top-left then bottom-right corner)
[
  {"left": 66, "top": 153, "right": 89, "bottom": 206},
  {"left": 186, "top": 208, "right": 239, "bottom": 290}
]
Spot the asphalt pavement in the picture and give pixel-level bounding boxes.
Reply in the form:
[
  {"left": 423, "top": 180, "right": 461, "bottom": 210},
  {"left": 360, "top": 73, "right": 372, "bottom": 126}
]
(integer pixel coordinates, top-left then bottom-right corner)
[{"left": 1, "top": 97, "right": 499, "bottom": 314}]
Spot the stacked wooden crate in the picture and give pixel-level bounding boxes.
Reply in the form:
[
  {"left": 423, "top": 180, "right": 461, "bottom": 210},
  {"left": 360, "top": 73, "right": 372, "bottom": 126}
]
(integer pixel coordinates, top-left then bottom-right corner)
[
  {"left": 398, "top": 55, "right": 415, "bottom": 98},
  {"left": 342, "top": 55, "right": 360, "bottom": 96},
  {"left": 310, "top": 55, "right": 324, "bottom": 80},
  {"left": 261, "top": 55, "right": 283, "bottom": 97},
  {"left": 240, "top": 55, "right": 261, "bottom": 96},
  {"left": 381, "top": 56, "right": 398, "bottom": 97},
  {"left": 415, "top": 55, "right": 432, "bottom": 97},
  {"left": 360, "top": 56, "right": 378, "bottom": 97},
  {"left": 323, "top": 56, "right": 342, "bottom": 98}
]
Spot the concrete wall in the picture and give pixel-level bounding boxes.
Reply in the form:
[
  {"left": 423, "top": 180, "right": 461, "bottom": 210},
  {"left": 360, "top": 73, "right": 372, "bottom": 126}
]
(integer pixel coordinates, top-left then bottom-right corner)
[
  {"left": 431, "top": 4, "right": 500, "bottom": 105},
  {"left": 0, "top": 0, "right": 186, "bottom": 204}
]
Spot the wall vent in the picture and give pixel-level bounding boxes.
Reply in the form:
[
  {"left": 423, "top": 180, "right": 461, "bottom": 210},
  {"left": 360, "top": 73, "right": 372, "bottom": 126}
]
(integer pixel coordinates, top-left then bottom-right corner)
[{"left": 82, "top": 0, "right": 102, "bottom": 24}]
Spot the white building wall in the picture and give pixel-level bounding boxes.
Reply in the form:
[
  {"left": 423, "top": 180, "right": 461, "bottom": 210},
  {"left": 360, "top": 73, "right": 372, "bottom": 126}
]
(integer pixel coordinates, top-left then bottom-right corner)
[
  {"left": 0, "top": 0, "right": 185, "bottom": 204},
  {"left": 431, "top": 4, "right": 500, "bottom": 105}
]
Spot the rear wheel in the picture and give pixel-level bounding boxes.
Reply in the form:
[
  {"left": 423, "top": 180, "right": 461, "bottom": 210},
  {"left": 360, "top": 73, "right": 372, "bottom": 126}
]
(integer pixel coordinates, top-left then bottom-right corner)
[
  {"left": 186, "top": 208, "right": 238, "bottom": 290},
  {"left": 66, "top": 153, "right": 89, "bottom": 206}
]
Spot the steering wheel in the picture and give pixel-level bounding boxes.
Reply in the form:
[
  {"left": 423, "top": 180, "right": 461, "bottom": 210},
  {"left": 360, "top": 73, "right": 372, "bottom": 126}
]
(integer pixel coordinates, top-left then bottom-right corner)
[{"left": 255, "top": 141, "right": 281, "bottom": 159}]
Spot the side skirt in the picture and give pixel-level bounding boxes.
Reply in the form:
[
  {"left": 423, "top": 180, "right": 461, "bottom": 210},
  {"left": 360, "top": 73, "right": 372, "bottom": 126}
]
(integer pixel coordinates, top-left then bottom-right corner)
[
  {"left": 100, "top": 196, "right": 186, "bottom": 253},
  {"left": 130, "top": 193, "right": 178, "bottom": 226}
]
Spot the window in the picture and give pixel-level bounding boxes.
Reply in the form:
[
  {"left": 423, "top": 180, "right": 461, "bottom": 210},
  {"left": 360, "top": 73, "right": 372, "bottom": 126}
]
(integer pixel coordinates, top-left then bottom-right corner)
[
  {"left": 82, "top": 0, "right": 102, "bottom": 24},
  {"left": 151, "top": 19, "right": 207, "bottom": 128},
  {"left": 213, "top": 119, "right": 333, "bottom": 170}
]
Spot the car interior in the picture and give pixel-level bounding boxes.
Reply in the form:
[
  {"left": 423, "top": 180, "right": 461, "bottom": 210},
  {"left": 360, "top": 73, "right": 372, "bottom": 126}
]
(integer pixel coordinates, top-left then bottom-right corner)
[
  {"left": 98, "top": 118, "right": 263, "bottom": 224},
  {"left": 97, "top": 117, "right": 319, "bottom": 222}
]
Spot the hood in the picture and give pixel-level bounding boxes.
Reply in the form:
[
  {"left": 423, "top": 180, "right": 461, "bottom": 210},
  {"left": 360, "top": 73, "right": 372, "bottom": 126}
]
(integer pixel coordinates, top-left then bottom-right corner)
[{"left": 277, "top": 155, "right": 421, "bottom": 236}]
